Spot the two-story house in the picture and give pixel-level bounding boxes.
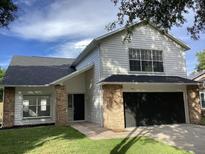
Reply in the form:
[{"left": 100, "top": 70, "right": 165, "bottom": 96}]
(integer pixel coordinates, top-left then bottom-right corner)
[{"left": 2, "top": 21, "right": 202, "bottom": 131}]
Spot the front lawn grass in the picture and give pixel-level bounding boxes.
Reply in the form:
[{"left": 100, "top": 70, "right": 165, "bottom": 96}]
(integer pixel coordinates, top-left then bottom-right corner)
[{"left": 0, "top": 126, "right": 190, "bottom": 154}]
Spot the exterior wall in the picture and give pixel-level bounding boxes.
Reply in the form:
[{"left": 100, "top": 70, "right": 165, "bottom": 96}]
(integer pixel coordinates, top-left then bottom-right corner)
[
  {"left": 3, "top": 87, "right": 15, "bottom": 127},
  {"left": 100, "top": 24, "right": 187, "bottom": 79},
  {"left": 102, "top": 85, "right": 124, "bottom": 131},
  {"left": 14, "top": 87, "right": 55, "bottom": 126},
  {"left": 64, "top": 73, "right": 86, "bottom": 122},
  {"left": 123, "top": 84, "right": 190, "bottom": 123},
  {"left": 84, "top": 68, "right": 102, "bottom": 123},
  {"left": 187, "top": 85, "right": 201, "bottom": 124},
  {"left": 55, "top": 85, "right": 68, "bottom": 126},
  {"left": 76, "top": 48, "right": 102, "bottom": 125},
  {"left": 199, "top": 88, "right": 205, "bottom": 118}
]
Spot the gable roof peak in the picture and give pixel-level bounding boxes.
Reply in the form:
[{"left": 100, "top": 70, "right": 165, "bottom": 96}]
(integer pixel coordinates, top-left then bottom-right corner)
[{"left": 72, "top": 21, "right": 190, "bottom": 66}]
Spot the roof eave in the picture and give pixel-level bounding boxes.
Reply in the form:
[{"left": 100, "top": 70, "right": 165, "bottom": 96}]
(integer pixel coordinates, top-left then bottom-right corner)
[
  {"left": 147, "top": 22, "right": 190, "bottom": 51},
  {"left": 72, "top": 40, "right": 98, "bottom": 66},
  {"left": 72, "top": 21, "right": 190, "bottom": 67},
  {"left": 164, "top": 32, "right": 190, "bottom": 51},
  {"left": 3, "top": 84, "right": 50, "bottom": 87},
  {"left": 99, "top": 82, "right": 200, "bottom": 86}
]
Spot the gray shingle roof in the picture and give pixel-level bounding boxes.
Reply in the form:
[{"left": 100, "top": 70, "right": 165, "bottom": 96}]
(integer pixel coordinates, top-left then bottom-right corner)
[
  {"left": 3, "top": 56, "right": 75, "bottom": 86},
  {"left": 100, "top": 75, "right": 199, "bottom": 84}
]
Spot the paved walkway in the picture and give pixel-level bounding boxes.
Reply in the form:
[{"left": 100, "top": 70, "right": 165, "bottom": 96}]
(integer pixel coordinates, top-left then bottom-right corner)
[{"left": 71, "top": 122, "right": 205, "bottom": 154}]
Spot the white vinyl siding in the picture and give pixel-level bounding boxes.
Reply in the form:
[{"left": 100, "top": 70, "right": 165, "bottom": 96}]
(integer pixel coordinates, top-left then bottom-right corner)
[
  {"left": 100, "top": 24, "right": 187, "bottom": 79},
  {"left": 76, "top": 48, "right": 102, "bottom": 125},
  {"left": 63, "top": 73, "right": 86, "bottom": 122}
]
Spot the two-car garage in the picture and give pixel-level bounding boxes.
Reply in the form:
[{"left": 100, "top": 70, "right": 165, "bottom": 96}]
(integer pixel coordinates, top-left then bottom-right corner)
[
  {"left": 101, "top": 75, "right": 199, "bottom": 129},
  {"left": 123, "top": 92, "right": 186, "bottom": 127}
]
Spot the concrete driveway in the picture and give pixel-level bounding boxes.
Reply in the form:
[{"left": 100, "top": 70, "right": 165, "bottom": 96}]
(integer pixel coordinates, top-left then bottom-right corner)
[{"left": 71, "top": 122, "right": 205, "bottom": 154}]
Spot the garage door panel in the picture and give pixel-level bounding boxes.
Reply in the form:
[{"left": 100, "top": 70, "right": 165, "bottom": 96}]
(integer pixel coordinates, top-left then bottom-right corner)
[{"left": 124, "top": 92, "right": 186, "bottom": 127}]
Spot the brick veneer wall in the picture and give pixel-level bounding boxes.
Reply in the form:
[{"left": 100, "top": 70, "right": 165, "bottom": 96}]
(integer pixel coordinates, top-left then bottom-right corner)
[
  {"left": 55, "top": 85, "right": 68, "bottom": 126},
  {"left": 187, "top": 85, "right": 201, "bottom": 124},
  {"left": 102, "top": 84, "right": 124, "bottom": 131},
  {"left": 3, "top": 87, "right": 15, "bottom": 128}
]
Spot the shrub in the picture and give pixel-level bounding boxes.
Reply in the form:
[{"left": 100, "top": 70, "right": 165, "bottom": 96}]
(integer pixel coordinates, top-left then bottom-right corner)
[{"left": 201, "top": 117, "right": 205, "bottom": 125}]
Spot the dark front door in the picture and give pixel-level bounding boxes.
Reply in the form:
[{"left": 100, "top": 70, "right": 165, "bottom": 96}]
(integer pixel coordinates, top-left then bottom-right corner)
[
  {"left": 73, "top": 94, "right": 85, "bottom": 121},
  {"left": 123, "top": 92, "right": 186, "bottom": 127}
]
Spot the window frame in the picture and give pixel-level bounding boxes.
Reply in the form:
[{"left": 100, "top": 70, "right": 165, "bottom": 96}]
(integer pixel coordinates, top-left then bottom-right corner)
[
  {"left": 22, "top": 95, "right": 51, "bottom": 119},
  {"left": 128, "top": 48, "right": 164, "bottom": 73},
  {"left": 199, "top": 92, "right": 205, "bottom": 109}
]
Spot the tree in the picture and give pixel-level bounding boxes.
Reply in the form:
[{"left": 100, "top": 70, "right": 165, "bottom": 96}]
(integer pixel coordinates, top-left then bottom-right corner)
[
  {"left": 0, "top": 67, "right": 5, "bottom": 80},
  {"left": 109, "top": 0, "right": 205, "bottom": 40},
  {"left": 196, "top": 50, "right": 205, "bottom": 71},
  {"left": 0, "top": 0, "right": 17, "bottom": 28}
]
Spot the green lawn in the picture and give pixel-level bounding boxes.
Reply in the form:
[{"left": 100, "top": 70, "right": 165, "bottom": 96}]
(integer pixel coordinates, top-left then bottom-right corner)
[{"left": 0, "top": 126, "right": 190, "bottom": 154}]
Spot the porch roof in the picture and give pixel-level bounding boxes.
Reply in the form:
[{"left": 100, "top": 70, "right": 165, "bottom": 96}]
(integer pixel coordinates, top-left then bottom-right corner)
[{"left": 100, "top": 75, "right": 200, "bottom": 85}]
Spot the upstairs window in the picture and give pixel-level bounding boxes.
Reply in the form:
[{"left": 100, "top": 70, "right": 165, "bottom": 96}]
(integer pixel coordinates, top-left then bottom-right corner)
[{"left": 129, "top": 49, "right": 164, "bottom": 72}]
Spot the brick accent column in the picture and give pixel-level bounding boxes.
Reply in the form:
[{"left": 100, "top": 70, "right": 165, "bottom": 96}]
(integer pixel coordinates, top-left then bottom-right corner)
[
  {"left": 55, "top": 85, "right": 68, "bottom": 126},
  {"left": 187, "top": 85, "right": 201, "bottom": 124},
  {"left": 102, "top": 85, "right": 124, "bottom": 131},
  {"left": 3, "top": 87, "right": 15, "bottom": 128}
]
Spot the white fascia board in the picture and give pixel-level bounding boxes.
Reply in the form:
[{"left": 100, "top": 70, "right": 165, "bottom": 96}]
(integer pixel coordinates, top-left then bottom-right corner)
[
  {"left": 99, "top": 82, "right": 200, "bottom": 86},
  {"left": 3, "top": 84, "right": 50, "bottom": 87}
]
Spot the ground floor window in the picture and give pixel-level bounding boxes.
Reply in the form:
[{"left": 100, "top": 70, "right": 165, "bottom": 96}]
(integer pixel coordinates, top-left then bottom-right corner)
[
  {"left": 200, "top": 92, "right": 205, "bottom": 109},
  {"left": 23, "top": 95, "right": 51, "bottom": 118}
]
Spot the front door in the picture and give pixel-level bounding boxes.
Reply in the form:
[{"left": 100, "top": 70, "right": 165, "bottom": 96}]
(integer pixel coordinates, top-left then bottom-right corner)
[{"left": 73, "top": 94, "right": 85, "bottom": 121}]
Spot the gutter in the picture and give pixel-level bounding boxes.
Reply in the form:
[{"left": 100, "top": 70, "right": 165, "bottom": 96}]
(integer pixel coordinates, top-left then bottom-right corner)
[
  {"left": 2, "top": 84, "right": 50, "bottom": 88},
  {"left": 99, "top": 82, "right": 200, "bottom": 86}
]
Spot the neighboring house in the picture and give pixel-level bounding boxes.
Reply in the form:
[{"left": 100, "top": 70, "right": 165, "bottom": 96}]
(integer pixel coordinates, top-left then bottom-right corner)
[
  {"left": 2, "top": 21, "right": 202, "bottom": 131},
  {"left": 190, "top": 71, "right": 205, "bottom": 118}
]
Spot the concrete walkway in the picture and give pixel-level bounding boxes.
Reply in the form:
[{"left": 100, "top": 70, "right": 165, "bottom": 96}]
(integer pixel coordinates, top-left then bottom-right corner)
[{"left": 71, "top": 122, "right": 205, "bottom": 154}]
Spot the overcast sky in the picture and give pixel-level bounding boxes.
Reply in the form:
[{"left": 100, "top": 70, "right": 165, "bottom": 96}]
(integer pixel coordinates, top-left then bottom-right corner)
[{"left": 0, "top": 0, "right": 204, "bottom": 75}]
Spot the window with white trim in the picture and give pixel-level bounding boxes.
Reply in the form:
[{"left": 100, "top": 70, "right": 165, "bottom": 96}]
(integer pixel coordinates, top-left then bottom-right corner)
[
  {"left": 200, "top": 92, "right": 205, "bottom": 109},
  {"left": 23, "top": 95, "right": 51, "bottom": 118},
  {"left": 129, "top": 49, "right": 164, "bottom": 72}
]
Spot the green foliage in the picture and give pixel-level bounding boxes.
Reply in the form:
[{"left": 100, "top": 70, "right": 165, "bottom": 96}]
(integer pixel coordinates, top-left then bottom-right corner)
[
  {"left": 0, "top": 0, "right": 17, "bottom": 28},
  {"left": 0, "top": 126, "right": 190, "bottom": 154},
  {"left": 201, "top": 117, "right": 205, "bottom": 125},
  {"left": 196, "top": 50, "right": 205, "bottom": 71},
  {"left": 110, "top": 0, "right": 205, "bottom": 39},
  {"left": 0, "top": 67, "right": 5, "bottom": 80}
]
